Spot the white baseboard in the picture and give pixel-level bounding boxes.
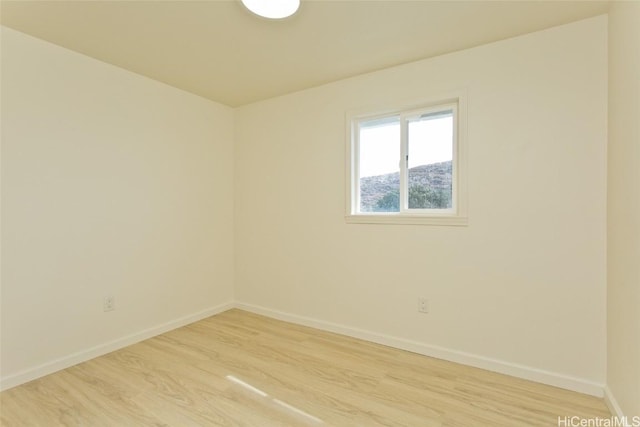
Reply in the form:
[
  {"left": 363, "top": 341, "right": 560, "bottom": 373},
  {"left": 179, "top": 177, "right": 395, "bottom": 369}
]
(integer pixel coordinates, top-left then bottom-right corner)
[
  {"left": 604, "top": 385, "right": 626, "bottom": 418},
  {"left": 0, "top": 301, "right": 234, "bottom": 391},
  {"left": 235, "top": 301, "right": 605, "bottom": 398},
  {"left": 1, "top": 300, "right": 606, "bottom": 399}
]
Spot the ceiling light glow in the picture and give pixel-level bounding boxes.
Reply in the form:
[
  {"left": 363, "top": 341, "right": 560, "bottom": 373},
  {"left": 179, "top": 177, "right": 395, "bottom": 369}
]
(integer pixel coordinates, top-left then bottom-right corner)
[{"left": 241, "top": 0, "right": 300, "bottom": 19}]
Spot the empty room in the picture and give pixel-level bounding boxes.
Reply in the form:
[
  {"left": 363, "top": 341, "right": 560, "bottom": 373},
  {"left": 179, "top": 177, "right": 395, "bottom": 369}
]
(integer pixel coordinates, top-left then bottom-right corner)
[{"left": 1, "top": 0, "right": 638, "bottom": 425}]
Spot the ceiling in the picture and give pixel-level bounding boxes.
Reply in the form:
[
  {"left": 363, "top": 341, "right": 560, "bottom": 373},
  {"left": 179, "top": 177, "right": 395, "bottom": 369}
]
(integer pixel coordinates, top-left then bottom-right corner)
[{"left": 0, "top": 0, "right": 609, "bottom": 107}]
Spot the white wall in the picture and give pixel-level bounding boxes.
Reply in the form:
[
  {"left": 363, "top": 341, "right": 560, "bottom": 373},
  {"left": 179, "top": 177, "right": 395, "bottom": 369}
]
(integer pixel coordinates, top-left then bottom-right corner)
[
  {"left": 1, "top": 15, "right": 614, "bottom": 398},
  {"left": 0, "top": 27, "right": 235, "bottom": 387},
  {"left": 607, "top": 1, "right": 640, "bottom": 417},
  {"left": 235, "top": 16, "right": 608, "bottom": 393}
]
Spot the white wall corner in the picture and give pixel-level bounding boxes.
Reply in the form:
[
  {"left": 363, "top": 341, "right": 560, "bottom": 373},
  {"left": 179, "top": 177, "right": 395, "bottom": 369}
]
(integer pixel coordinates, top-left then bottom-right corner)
[{"left": 604, "top": 385, "right": 626, "bottom": 418}]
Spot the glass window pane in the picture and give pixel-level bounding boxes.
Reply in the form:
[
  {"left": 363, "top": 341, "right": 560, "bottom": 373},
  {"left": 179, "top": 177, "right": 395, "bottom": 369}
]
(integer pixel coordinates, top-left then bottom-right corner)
[
  {"left": 358, "top": 116, "right": 400, "bottom": 212},
  {"left": 407, "top": 110, "right": 453, "bottom": 210}
]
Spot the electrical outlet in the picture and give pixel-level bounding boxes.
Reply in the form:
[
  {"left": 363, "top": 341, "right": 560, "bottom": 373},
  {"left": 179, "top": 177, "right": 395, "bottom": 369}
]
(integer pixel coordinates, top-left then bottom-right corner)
[
  {"left": 418, "top": 297, "right": 429, "bottom": 313},
  {"left": 103, "top": 296, "right": 115, "bottom": 312}
]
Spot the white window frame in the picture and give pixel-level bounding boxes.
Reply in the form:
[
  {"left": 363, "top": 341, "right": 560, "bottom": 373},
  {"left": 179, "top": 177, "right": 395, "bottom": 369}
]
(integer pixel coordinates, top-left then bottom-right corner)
[{"left": 345, "top": 93, "right": 468, "bottom": 226}]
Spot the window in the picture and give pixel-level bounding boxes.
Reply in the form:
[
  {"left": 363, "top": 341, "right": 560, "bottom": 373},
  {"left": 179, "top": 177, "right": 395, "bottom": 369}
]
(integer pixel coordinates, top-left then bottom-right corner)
[{"left": 346, "top": 97, "right": 467, "bottom": 225}]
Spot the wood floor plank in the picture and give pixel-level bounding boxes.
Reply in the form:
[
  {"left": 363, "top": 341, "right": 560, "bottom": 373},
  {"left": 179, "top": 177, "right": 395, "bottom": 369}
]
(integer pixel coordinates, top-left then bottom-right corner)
[{"left": 0, "top": 309, "right": 610, "bottom": 426}]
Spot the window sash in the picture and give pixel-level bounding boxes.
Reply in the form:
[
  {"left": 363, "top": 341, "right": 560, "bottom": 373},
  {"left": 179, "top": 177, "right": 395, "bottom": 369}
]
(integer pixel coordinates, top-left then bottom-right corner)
[
  {"left": 353, "top": 103, "right": 457, "bottom": 215},
  {"left": 401, "top": 103, "right": 457, "bottom": 214}
]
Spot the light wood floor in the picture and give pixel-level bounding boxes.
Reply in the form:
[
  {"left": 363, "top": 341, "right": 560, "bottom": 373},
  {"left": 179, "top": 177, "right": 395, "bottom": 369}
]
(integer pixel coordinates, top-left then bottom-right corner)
[{"left": 1, "top": 309, "right": 610, "bottom": 426}]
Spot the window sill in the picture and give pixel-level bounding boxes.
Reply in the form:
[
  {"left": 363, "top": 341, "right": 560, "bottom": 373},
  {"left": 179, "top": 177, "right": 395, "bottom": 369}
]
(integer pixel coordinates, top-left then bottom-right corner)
[{"left": 345, "top": 214, "right": 468, "bottom": 226}]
